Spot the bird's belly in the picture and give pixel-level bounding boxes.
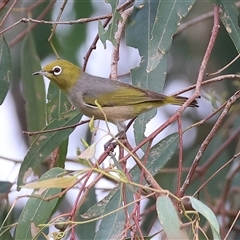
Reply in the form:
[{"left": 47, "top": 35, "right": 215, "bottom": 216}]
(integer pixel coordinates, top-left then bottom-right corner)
[
  {"left": 66, "top": 92, "right": 156, "bottom": 124},
  {"left": 80, "top": 105, "right": 136, "bottom": 124}
]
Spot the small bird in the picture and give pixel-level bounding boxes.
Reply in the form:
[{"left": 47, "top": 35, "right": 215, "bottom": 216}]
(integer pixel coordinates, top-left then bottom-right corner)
[{"left": 33, "top": 59, "right": 198, "bottom": 132}]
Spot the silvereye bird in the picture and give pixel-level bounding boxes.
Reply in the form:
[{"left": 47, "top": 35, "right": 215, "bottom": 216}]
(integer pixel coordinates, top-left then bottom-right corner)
[{"left": 33, "top": 59, "right": 198, "bottom": 132}]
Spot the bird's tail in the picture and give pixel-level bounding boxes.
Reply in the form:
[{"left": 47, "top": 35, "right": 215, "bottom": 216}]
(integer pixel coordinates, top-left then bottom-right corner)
[{"left": 169, "top": 96, "right": 199, "bottom": 108}]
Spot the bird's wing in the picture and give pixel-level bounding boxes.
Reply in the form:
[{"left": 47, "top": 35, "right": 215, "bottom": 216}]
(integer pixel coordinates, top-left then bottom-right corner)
[{"left": 82, "top": 80, "right": 165, "bottom": 107}]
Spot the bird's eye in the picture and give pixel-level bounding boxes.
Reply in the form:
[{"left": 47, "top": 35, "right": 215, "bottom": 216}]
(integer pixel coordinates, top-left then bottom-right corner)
[{"left": 52, "top": 66, "right": 62, "bottom": 76}]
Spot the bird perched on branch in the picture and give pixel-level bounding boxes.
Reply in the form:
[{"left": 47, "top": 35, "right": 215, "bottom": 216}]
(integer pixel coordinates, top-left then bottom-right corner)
[{"left": 33, "top": 59, "right": 198, "bottom": 133}]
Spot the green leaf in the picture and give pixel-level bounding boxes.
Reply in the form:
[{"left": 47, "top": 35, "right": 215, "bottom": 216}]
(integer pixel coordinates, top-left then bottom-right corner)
[
  {"left": 0, "top": 34, "right": 11, "bottom": 105},
  {"left": 81, "top": 187, "right": 134, "bottom": 239},
  {"left": 21, "top": 33, "right": 46, "bottom": 142},
  {"left": 126, "top": 0, "right": 195, "bottom": 143},
  {"left": 75, "top": 187, "right": 97, "bottom": 239},
  {"left": 147, "top": 0, "right": 195, "bottom": 72},
  {"left": 189, "top": 197, "right": 221, "bottom": 239},
  {"left": 0, "top": 229, "right": 13, "bottom": 240},
  {"left": 81, "top": 187, "right": 119, "bottom": 219},
  {"left": 93, "top": 190, "right": 124, "bottom": 239},
  {"left": 157, "top": 196, "right": 188, "bottom": 239},
  {"left": 15, "top": 168, "right": 64, "bottom": 240},
  {"left": 98, "top": 0, "right": 122, "bottom": 48},
  {"left": 220, "top": 1, "right": 240, "bottom": 53},
  {"left": 140, "top": 197, "right": 158, "bottom": 234},
  {"left": 125, "top": 234, "right": 158, "bottom": 240},
  {"left": 93, "top": 186, "right": 134, "bottom": 240},
  {"left": 55, "top": 138, "right": 69, "bottom": 169},
  {"left": 47, "top": 80, "right": 78, "bottom": 169},
  {"left": 0, "top": 181, "right": 13, "bottom": 195},
  {"left": 17, "top": 111, "right": 81, "bottom": 189},
  {"left": 47, "top": 82, "right": 72, "bottom": 123}
]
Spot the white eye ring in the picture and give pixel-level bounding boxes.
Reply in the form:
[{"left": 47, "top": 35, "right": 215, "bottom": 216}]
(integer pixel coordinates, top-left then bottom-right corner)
[{"left": 52, "top": 66, "right": 62, "bottom": 76}]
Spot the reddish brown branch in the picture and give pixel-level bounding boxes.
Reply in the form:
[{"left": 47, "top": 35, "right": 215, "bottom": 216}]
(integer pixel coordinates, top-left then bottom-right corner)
[
  {"left": 176, "top": 117, "right": 183, "bottom": 197},
  {"left": 179, "top": 5, "right": 221, "bottom": 198},
  {"left": 180, "top": 90, "right": 240, "bottom": 197}
]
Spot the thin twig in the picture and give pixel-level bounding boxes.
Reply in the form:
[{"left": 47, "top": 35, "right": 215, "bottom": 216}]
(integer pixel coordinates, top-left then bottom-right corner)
[
  {"left": 176, "top": 1, "right": 240, "bottom": 35},
  {"left": 9, "top": 1, "right": 56, "bottom": 47},
  {"left": 179, "top": 5, "right": 220, "bottom": 198},
  {"left": 48, "top": 0, "right": 68, "bottom": 59},
  {"left": 194, "top": 152, "right": 240, "bottom": 199},
  {"left": 83, "top": 17, "right": 111, "bottom": 71},
  {"left": 224, "top": 209, "right": 240, "bottom": 240},
  {"left": 0, "top": 0, "right": 17, "bottom": 28},
  {"left": 214, "top": 152, "right": 240, "bottom": 213},
  {"left": 180, "top": 90, "right": 240, "bottom": 197},
  {"left": 176, "top": 116, "right": 183, "bottom": 197},
  {"left": 22, "top": 119, "right": 89, "bottom": 136},
  {"left": 0, "top": 0, "right": 134, "bottom": 36},
  {"left": 0, "top": 0, "right": 10, "bottom": 11},
  {"left": 194, "top": 127, "right": 240, "bottom": 180},
  {"left": 110, "top": 7, "right": 133, "bottom": 80},
  {"left": 207, "top": 53, "right": 240, "bottom": 76},
  {"left": 1, "top": 14, "right": 112, "bottom": 35},
  {"left": 171, "top": 74, "right": 240, "bottom": 97}
]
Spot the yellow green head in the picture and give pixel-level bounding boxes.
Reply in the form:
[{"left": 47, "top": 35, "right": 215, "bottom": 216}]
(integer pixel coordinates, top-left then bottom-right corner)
[{"left": 33, "top": 59, "right": 81, "bottom": 91}]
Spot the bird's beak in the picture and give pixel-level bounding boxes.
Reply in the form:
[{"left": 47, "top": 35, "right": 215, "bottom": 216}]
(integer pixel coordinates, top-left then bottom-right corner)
[{"left": 32, "top": 70, "right": 46, "bottom": 76}]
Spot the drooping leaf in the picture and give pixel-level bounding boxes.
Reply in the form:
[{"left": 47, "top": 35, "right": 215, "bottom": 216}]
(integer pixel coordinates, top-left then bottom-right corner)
[
  {"left": 147, "top": 1, "right": 195, "bottom": 72},
  {"left": 21, "top": 175, "right": 77, "bottom": 189},
  {"left": 220, "top": 1, "right": 240, "bottom": 53},
  {"left": 47, "top": 81, "right": 72, "bottom": 123},
  {"left": 0, "top": 181, "right": 13, "bottom": 195},
  {"left": 75, "top": 186, "right": 97, "bottom": 239},
  {"left": 93, "top": 185, "right": 134, "bottom": 240},
  {"left": 93, "top": 191, "right": 125, "bottom": 240},
  {"left": 55, "top": 138, "right": 69, "bottom": 169},
  {"left": 21, "top": 34, "right": 46, "bottom": 143},
  {"left": 157, "top": 195, "right": 188, "bottom": 239},
  {"left": 81, "top": 187, "right": 119, "bottom": 219},
  {"left": 98, "top": 0, "right": 122, "bottom": 48},
  {"left": 15, "top": 168, "right": 65, "bottom": 240},
  {"left": 0, "top": 34, "right": 11, "bottom": 105},
  {"left": 189, "top": 197, "right": 221, "bottom": 239}
]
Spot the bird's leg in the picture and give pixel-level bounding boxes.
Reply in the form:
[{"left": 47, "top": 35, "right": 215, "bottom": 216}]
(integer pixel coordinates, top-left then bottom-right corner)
[
  {"left": 104, "top": 122, "right": 127, "bottom": 151},
  {"left": 104, "top": 130, "right": 126, "bottom": 151}
]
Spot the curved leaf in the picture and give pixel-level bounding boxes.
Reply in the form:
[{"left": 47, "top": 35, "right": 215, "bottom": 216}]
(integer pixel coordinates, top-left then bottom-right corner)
[
  {"left": 98, "top": 0, "right": 121, "bottom": 48},
  {"left": 21, "top": 34, "right": 46, "bottom": 142},
  {"left": 0, "top": 34, "right": 11, "bottom": 105},
  {"left": 93, "top": 186, "right": 134, "bottom": 240},
  {"left": 220, "top": 1, "right": 240, "bottom": 53},
  {"left": 157, "top": 196, "right": 188, "bottom": 239},
  {"left": 15, "top": 167, "right": 65, "bottom": 240},
  {"left": 189, "top": 196, "right": 220, "bottom": 239}
]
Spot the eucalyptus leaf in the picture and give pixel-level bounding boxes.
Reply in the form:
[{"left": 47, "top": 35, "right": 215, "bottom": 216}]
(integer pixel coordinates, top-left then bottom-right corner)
[
  {"left": 0, "top": 34, "right": 11, "bottom": 105},
  {"left": 15, "top": 168, "right": 65, "bottom": 240}
]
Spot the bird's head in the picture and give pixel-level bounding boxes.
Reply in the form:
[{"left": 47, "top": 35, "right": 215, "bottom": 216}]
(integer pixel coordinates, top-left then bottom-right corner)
[{"left": 33, "top": 59, "right": 81, "bottom": 91}]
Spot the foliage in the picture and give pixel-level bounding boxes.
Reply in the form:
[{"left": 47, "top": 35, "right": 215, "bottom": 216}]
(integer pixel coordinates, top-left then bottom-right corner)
[{"left": 1, "top": 0, "right": 240, "bottom": 239}]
